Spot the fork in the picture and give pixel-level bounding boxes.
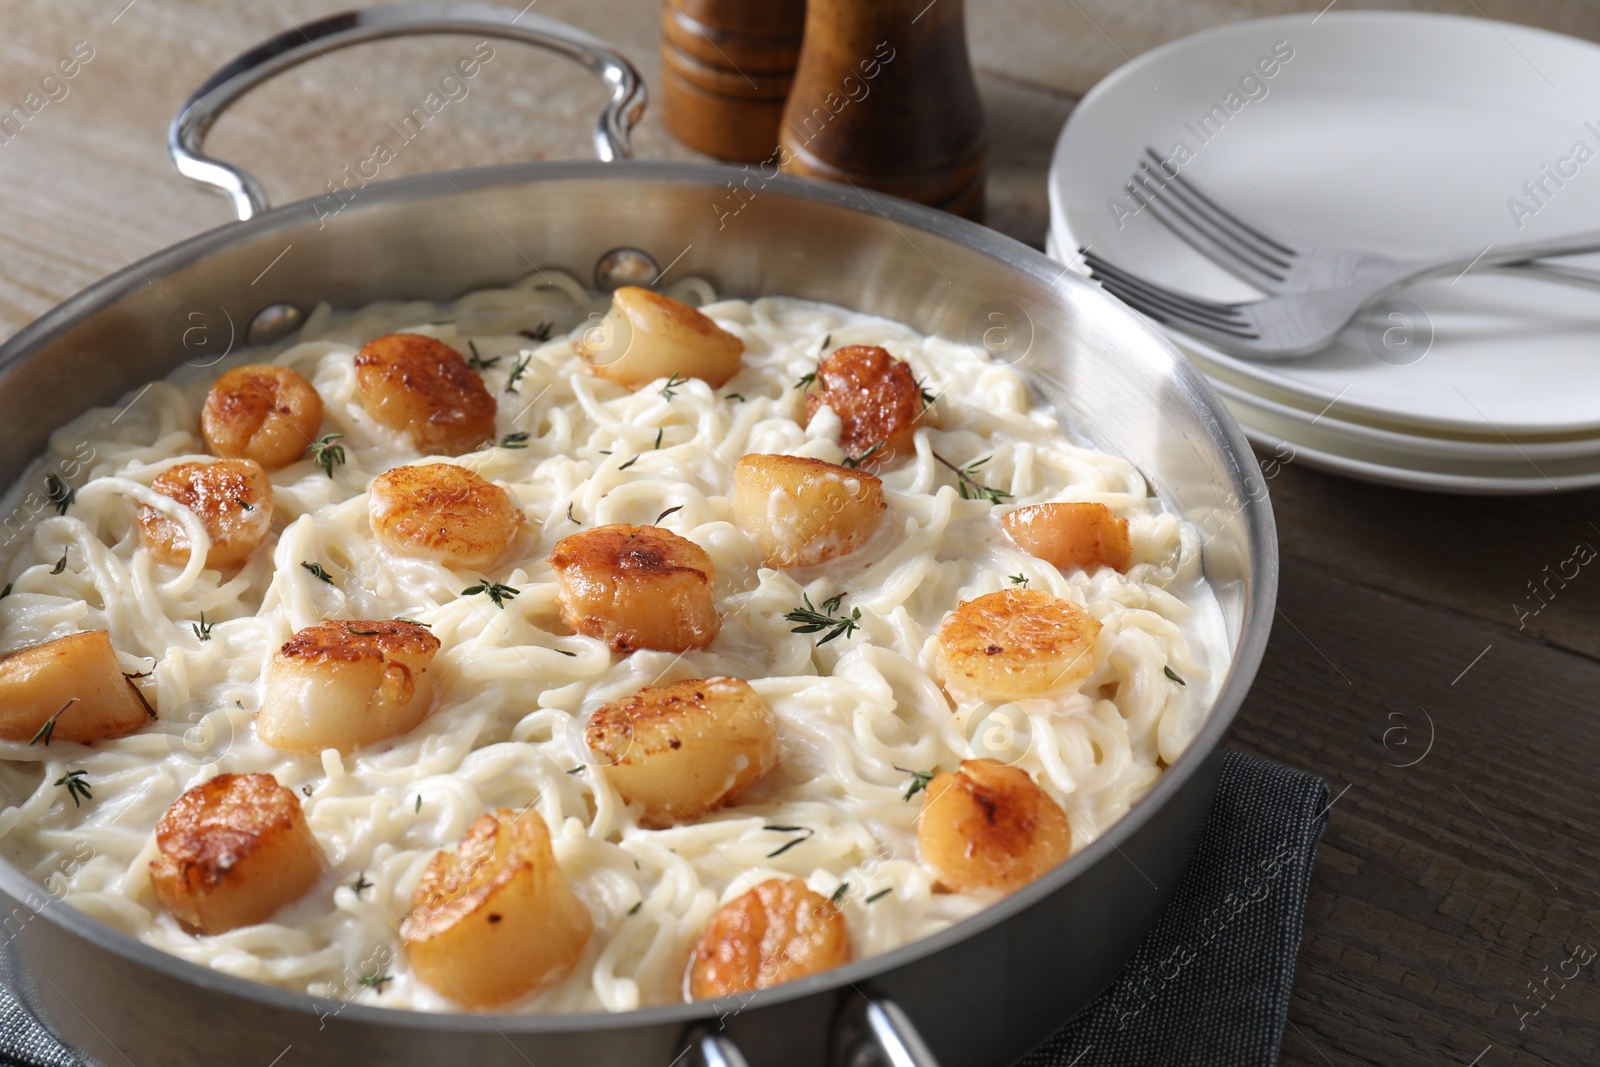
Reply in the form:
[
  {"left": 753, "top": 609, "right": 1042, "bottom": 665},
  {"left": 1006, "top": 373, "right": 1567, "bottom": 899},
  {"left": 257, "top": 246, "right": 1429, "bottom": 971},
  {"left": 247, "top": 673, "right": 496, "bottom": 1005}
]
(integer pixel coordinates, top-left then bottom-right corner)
[
  {"left": 1084, "top": 180, "right": 1600, "bottom": 359},
  {"left": 1121, "top": 146, "right": 1600, "bottom": 295}
]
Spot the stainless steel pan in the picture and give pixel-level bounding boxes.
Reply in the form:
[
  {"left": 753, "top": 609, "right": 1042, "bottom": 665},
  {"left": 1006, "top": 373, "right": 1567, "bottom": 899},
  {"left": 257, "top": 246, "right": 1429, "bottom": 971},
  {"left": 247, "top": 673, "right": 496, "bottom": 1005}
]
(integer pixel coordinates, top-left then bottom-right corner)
[{"left": 0, "top": 5, "right": 1277, "bottom": 1065}]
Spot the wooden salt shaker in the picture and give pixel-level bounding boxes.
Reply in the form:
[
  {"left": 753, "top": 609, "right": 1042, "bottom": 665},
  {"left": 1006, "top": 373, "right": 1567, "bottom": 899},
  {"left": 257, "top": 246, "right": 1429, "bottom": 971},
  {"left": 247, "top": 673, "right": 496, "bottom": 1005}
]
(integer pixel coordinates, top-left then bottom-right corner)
[
  {"left": 661, "top": 0, "right": 807, "bottom": 163},
  {"left": 779, "top": 0, "right": 986, "bottom": 218}
]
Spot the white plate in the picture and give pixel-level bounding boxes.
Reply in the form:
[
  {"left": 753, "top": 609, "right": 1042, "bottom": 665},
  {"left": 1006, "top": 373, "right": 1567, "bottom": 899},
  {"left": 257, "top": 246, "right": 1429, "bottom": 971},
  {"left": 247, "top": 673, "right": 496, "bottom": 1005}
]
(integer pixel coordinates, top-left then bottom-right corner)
[
  {"left": 1050, "top": 11, "right": 1600, "bottom": 437},
  {"left": 1219, "top": 389, "right": 1600, "bottom": 494}
]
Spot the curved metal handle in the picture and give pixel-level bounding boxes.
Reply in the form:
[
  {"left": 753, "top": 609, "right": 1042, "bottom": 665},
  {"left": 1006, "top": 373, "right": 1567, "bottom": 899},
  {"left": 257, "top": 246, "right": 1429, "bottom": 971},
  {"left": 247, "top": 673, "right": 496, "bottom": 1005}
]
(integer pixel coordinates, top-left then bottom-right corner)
[
  {"left": 168, "top": 1, "right": 645, "bottom": 220},
  {"left": 863, "top": 1000, "right": 942, "bottom": 1067}
]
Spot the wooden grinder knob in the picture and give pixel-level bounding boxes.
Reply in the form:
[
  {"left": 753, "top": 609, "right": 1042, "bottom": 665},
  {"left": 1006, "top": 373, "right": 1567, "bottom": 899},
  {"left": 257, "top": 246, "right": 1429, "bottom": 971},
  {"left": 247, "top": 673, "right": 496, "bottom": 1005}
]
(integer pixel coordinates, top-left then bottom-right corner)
[
  {"left": 779, "top": 0, "right": 987, "bottom": 218},
  {"left": 661, "top": 0, "right": 808, "bottom": 163}
]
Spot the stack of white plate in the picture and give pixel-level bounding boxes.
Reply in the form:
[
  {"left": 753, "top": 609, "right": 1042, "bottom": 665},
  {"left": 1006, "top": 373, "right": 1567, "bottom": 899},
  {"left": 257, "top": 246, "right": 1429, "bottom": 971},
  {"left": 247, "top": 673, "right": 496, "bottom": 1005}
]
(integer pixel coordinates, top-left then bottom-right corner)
[{"left": 1046, "top": 11, "right": 1600, "bottom": 493}]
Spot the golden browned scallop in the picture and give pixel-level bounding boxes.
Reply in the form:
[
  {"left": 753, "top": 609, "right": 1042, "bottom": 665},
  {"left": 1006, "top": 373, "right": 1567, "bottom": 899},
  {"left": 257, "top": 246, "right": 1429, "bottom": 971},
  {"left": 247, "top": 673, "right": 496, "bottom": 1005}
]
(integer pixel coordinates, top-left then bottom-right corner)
[
  {"left": 354, "top": 333, "right": 497, "bottom": 455},
  {"left": 732, "top": 454, "right": 886, "bottom": 568},
  {"left": 257, "top": 620, "right": 440, "bottom": 755},
  {"left": 935, "top": 588, "right": 1100, "bottom": 703},
  {"left": 0, "top": 631, "right": 154, "bottom": 743},
  {"left": 1003, "top": 502, "right": 1132, "bottom": 573},
  {"left": 548, "top": 524, "right": 720, "bottom": 653},
  {"left": 916, "top": 759, "right": 1071, "bottom": 893},
  {"left": 803, "top": 345, "right": 924, "bottom": 467},
  {"left": 687, "top": 878, "right": 851, "bottom": 1000},
  {"left": 403, "top": 808, "right": 593, "bottom": 1007},
  {"left": 137, "top": 458, "right": 273, "bottom": 569},
  {"left": 148, "top": 773, "right": 324, "bottom": 935},
  {"left": 368, "top": 463, "right": 523, "bottom": 570},
  {"left": 200, "top": 364, "right": 324, "bottom": 470},
  {"left": 575, "top": 286, "right": 743, "bottom": 389},
  {"left": 586, "top": 677, "right": 777, "bottom": 827}
]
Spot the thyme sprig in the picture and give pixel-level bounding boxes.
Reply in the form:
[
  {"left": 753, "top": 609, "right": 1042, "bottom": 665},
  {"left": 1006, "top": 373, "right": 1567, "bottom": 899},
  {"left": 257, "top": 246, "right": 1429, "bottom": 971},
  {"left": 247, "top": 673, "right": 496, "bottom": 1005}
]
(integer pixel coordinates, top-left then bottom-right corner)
[
  {"left": 461, "top": 578, "right": 520, "bottom": 609},
  {"left": 29, "top": 698, "right": 77, "bottom": 747},
  {"left": 896, "top": 766, "right": 936, "bottom": 802},
  {"left": 764, "top": 825, "right": 814, "bottom": 859},
  {"left": 192, "top": 612, "right": 213, "bottom": 641},
  {"left": 660, "top": 372, "right": 689, "bottom": 401},
  {"left": 841, "top": 441, "right": 885, "bottom": 470},
  {"left": 45, "top": 474, "right": 74, "bottom": 515},
  {"left": 55, "top": 770, "right": 91, "bottom": 807},
  {"left": 519, "top": 321, "right": 555, "bottom": 342},
  {"left": 301, "top": 561, "right": 334, "bottom": 584},
  {"left": 783, "top": 593, "right": 861, "bottom": 645},
  {"left": 932, "top": 452, "right": 1012, "bottom": 504},
  {"left": 309, "top": 433, "right": 345, "bottom": 478},
  {"left": 466, "top": 339, "right": 500, "bottom": 370},
  {"left": 499, "top": 431, "right": 530, "bottom": 449},
  {"left": 505, "top": 353, "right": 533, "bottom": 394},
  {"left": 1164, "top": 666, "right": 1187, "bottom": 686}
]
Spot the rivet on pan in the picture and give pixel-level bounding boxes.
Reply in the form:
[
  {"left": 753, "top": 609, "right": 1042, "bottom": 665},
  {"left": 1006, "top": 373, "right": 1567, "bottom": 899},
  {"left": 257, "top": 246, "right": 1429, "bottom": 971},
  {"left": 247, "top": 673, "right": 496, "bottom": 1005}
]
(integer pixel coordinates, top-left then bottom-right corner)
[
  {"left": 594, "top": 248, "right": 660, "bottom": 291},
  {"left": 247, "top": 303, "right": 304, "bottom": 346}
]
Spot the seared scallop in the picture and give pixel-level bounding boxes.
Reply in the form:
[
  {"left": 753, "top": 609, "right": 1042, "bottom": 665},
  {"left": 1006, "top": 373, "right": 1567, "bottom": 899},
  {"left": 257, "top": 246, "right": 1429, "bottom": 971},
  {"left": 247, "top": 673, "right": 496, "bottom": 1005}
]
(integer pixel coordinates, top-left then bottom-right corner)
[
  {"left": 257, "top": 620, "right": 440, "bottom": 755},
  {"left": 732, "top": 454, "right": 886, "bottom": 568},
  {"left": 586, "top": 677, "right": 777, "bottom": 827},
  {"left": 803, "top": 345, "right": 923, "bottom": 467},
  {"left": 368, "top": 463, "right": 523, "bottom": 570},
  {"left": 354, "top": 333, "right": 497, "bottom": 455},
  {"left": 548, "top": 524, "right": 720, "bottom": 653},
  {"left": 200, "top": 364, "right": 324, "bottom": 470},
  {"left": 935, "top": 588, "right": 1100, "bottom": 703},
  {"left": 1003, "top": 502, "right": 1131, "bottom": 573},
  {"left": 138, "top": 458, "right": 274, "bottom": 569},
  {"left": 916, "top": 759, "right": 1071, "bottom": 893},
  {"left": 0, "top": 631, "right": 153, "bottom": 743},
  {"left": 687, "top": 878, "right": 851, "bottom": 1000},
  {"left": 148, "top": 773, "right": 324, "bottom": 935},
  {"left": 403, "top": 808, "right": 593, "bottom": 1007},
  {"left": 575, "top": 286, "right": 743, "bottom": 389}
]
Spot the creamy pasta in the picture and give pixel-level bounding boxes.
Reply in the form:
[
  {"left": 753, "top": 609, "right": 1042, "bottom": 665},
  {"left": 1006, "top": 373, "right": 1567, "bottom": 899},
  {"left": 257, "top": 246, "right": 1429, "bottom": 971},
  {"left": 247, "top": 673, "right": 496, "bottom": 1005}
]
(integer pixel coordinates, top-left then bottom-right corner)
[{"left": 0, "top": 272, "right": 1228, "bottom": 1013}]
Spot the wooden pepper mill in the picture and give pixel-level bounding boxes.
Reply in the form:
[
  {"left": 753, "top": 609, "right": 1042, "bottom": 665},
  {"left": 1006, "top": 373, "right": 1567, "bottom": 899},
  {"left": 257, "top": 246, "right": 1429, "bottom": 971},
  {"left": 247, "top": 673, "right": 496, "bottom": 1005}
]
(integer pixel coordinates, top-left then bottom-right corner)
[
  {"left": 779, "top": 0, "right": 986, "bottom": 218},
  {"left": 661, "top": 0, "right": 807, "bottom": 162}
]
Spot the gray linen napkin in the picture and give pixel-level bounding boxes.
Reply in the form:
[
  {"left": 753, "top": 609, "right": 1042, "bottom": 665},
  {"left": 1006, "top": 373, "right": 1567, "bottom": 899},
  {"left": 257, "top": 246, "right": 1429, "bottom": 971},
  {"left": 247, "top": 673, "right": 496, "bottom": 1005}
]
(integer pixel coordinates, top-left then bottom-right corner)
[
  {"left": 0, "top": 751, "right": 1327, "bottom": 1067},
  {"left": 1017, "top": 750, "right": 1330, "bottom": 1067}
]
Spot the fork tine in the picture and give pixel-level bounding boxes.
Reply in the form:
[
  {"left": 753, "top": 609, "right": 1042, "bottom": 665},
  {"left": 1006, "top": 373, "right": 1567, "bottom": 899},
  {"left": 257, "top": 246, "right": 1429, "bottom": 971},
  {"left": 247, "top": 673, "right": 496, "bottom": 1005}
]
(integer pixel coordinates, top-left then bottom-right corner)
[
  {"left": 1145, "top": 148, "right": 1296, "bottom": 258},
  {"left": 1130, "top": 158, "right": 1291, "bottom": 288},
  {"left": 1081, "top": 252, "right": 1253, "bottom": 327},
  {"left": 1092, "top": 273, "right": 1263, "bottom": 343},
  {"left": 1082, "top": 254, "right": 1260, "bottom": 339}
]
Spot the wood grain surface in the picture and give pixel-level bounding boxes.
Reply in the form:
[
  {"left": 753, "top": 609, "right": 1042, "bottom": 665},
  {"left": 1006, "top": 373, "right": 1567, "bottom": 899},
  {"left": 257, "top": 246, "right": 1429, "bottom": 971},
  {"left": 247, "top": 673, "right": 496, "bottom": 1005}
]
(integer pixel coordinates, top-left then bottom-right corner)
[{"left": 2, "top": 2, "right": 1598, "bottom": 1065}]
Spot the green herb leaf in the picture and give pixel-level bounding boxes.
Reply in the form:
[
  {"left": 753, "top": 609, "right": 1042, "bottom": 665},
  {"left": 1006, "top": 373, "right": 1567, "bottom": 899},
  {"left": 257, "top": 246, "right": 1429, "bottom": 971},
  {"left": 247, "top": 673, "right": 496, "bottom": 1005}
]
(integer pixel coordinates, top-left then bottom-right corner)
[
  {"left": 660, "top": 372, "right": 689, "bottom": 401},
  {"left": 308, "top": 433, "right": 345, "bottom": 479},
  {"left": 566, "top": 765, "right": 586, "bottom": 775},
  {"left": 45, "top": 474, "right": 74, "bottom": 515},
  {"left": 933, "top": 451, "right": 1012, "bottom": 505},
  {"left": 461, "top": 578, "right": 520, "bottom": 609},
  {"left": 918, "top": 377, "right": 938, "bottom": 410},
  {"left": 301, "top": 561, "right": 334, "bottom": 584},
  {"left": 505, "top": 353, "right": 533, "bottom": 394},
  {"left": 29, "top": 698, "right": 76, "bottom": 747},
  {"left": 519, "top": 321, "right": 555, "bottom": 343},
  {"left": 783, "top": 592, "right": 862, "bottom": 645},
  {"left": 723, "top": 392, "right": 746, "bottom": 402},
  {"left": 617, "top": 454, "right": 639, "bottom": 471},
  {"left": 794, "top": 368, "right": 818, "bottom": 391},
  {"left": 765, "top": 826, "right": 813, "bottom": 858},
  {"left": 841, "top": 441, "right": 885, "bottom": 469},
  {"left": 654, "top": 428, "right": 664, "bottom": 450},
  {"left": 359, "top": 972, "right": 393, "bottom": 993},
  {"left": 499, "top": 431, "right": 531, "bottom": 449},
  {"left": 350, "top": 873, "right": 373, "bottom": 897},
  {"left": 895, "top": 766, "right": 936, "bottom": 802},
  {"left": 54, "top": 769, "right": 91, "bottom": 807},
  {"left": 627, "top": 900, "right": 643, "bottom": 916},
  {"left": 654, "top": 505, "right": 683, "bottom": 525},
  {"left": 192, "top": 612, "right": 213, "bottom": 642},
  {"left": 865, "top": 887, "right": 892, "bottom": 905},
  {"left": 466, "top": 339, "right": 501, "bottom": 370},
  {"left": 1009, "top": 573, "right": 1029, "bottom": 587},
  {"left": 49, "top": 551, "right": 67, "bottom": 575},
  {"left": 830, "top": 883, "right": 850, "bottom": 907},
  {"left": 1164, "top": 665, "right": 1187, "bottom": 686},
  {"left": 414, "top": 795, "right": 423, "bottom": 813}
]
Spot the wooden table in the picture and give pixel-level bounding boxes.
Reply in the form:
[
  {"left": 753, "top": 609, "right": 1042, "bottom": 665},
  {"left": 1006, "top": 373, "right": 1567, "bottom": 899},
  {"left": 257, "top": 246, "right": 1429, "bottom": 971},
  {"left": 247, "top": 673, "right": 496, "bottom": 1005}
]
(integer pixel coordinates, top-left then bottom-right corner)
[{"left": 2, "top": 2, "right": 1597, "bottom": 1064}]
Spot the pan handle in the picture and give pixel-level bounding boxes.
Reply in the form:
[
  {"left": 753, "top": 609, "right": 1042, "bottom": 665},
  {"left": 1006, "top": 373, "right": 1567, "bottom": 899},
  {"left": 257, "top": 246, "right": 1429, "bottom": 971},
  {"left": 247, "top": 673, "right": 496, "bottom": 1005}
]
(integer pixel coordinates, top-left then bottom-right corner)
[{"left": 167, "top": 1, "right": 646, "bottom": 221}]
